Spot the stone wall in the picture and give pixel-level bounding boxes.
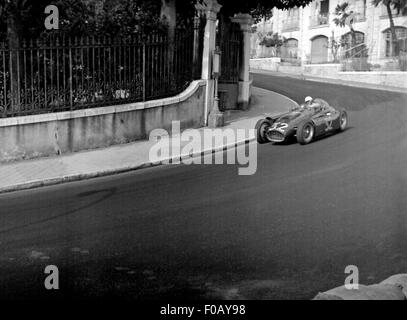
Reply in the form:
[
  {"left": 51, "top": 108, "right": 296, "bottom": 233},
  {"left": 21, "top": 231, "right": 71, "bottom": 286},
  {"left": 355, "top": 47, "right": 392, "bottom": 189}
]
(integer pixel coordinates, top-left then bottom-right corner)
[
  {"left": 250, "top": 58, "right": 407, "bottom": 89},
  {"left": 250, "top": 57, "right": 281, "bottom": 71},
  {"left": 0, "top": 80, "right": 206, "bottom": 163},
  {"left": 338, "top": 71, "right": 407, "bottom": 89},
  {"left": 303, "top": 64, "right": 342, "bottom": 78}
]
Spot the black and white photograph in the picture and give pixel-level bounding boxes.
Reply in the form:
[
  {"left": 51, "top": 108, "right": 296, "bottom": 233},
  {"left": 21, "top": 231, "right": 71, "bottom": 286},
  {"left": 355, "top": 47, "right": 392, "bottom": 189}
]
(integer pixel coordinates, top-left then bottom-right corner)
[{"left": 0, "top": 0, "right": 407, "bottom": 312}]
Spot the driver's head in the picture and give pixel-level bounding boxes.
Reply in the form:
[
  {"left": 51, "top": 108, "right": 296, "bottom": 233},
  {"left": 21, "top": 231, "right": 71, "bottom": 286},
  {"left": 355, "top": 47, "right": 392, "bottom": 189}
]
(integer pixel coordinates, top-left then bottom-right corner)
[{"left": 304, "top": 96, "right": 313, "bottom": 105}]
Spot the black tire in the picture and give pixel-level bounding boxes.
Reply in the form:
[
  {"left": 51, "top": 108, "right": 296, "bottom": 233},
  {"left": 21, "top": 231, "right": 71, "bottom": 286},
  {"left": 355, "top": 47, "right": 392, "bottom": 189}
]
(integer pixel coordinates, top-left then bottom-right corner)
[
  {"left": 338, "top": 110, "right": 348, "bottom": 132},
  {"left": 296, "top": 120, "right": 315, "bottom": 145},
  {"left": 255, "top": 119, "right": 272, "bottom": 144}
]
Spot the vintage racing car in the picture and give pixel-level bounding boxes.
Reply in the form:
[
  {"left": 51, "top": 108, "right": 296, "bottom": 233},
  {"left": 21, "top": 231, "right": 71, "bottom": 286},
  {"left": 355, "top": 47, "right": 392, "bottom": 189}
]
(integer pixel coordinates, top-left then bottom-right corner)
[{"left": 255, "top": 103, "right": 348, "bottom": 145}]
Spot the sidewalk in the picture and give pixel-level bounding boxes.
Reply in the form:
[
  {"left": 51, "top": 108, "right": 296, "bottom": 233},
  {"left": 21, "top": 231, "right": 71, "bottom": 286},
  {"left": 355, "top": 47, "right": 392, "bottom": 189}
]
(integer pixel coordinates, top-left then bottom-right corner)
[
  {"left": 251, "top": 69, "right": 407, "bottom": 94},
  {"left": 0, "top": 87, "right": 297, "bottom": 194}
]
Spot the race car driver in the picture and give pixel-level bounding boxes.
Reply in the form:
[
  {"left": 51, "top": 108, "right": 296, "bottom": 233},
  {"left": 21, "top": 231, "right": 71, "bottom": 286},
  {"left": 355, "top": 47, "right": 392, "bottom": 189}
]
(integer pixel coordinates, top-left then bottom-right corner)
[{"left": 304, "top": 96, "right": 336, "bottom": 114}]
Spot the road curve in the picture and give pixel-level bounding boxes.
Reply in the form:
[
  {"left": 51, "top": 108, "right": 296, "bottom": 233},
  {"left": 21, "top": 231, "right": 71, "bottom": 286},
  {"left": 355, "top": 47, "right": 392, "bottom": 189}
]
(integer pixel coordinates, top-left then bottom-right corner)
[{"left": 0, "top": 74, "right": 406, "bottom": 300}]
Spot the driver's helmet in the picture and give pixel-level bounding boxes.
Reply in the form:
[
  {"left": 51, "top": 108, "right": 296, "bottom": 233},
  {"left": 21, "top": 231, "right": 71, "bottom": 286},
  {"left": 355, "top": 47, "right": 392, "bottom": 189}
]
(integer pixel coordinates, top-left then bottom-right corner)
[{"left": 304, "top": 96, "right": 313, "bottom": 104}]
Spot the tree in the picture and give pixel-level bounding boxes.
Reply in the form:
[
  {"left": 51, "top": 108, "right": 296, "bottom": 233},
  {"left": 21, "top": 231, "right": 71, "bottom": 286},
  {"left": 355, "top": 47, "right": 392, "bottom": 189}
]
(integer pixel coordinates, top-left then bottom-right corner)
[
  {"left": 259, "top": 32, "right": 284, "bottom": 48},
  {"left": 97, "top": 0, "right": 164, "bottom": 36},
  {"left": 327, "top": 31, "right": 343, "bottom": 63},
  {"left": 160, "top": 0, "right": 176, "bottom": 32},
  {"left": 0, "top": 0, "right": 168, "bottom": 39},
  {"left": 1, "top": 0, "right": 313, "bottom": 40},
  {"left": 216, "top": 0, "right": 312, "bottom": 18},
  {"left": 0, "top": 0, "right": 40, "bottom": 109},
  {"left": 0, "top": 0, "right": 28, "bottom": 48},
  {"left": 372, "top": 0, "right": 407, "bottom": 57},
  {"left": 333, "top": 2, "right": 357, "bottom": 50}
]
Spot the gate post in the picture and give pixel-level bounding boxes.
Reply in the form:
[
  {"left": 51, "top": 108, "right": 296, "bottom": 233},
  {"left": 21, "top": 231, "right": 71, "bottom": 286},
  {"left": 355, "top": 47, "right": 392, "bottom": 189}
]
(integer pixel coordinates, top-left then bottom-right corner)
[
  {"left": 231, "top": 13, "right": 253, "bottom": 110},
  {"left": 196, "top": 0, "right": 223, "bottom": 127}
]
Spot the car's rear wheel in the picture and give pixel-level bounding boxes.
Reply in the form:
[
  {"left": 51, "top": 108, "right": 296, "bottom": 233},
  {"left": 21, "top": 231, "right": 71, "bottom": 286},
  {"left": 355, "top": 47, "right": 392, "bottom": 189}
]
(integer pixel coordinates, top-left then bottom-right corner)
[
  {"left": 255, "top": 119, "right": 273, "bottom": 144},
  {"left": 296, "top": 121, "right": 315, "bottom": 145},
  {"left": 338, "top": 110, "right": 348, "bottom": 132}
]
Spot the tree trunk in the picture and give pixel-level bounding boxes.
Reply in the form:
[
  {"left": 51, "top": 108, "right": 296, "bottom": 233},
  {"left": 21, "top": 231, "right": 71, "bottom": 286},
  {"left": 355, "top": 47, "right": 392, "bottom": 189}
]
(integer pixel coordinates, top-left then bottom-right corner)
[
  {"left": 161, "top": 0, "right": 176, "bottom": 40},
  {"left": 161, "top": 0, "right": 176, "bottom": 84},
  {"left": 386, "top": 2, "right": 399, "bottom": 56},
  {"left": 7, "top": 10, "right": 23, "bottom": 112},
  {"left": 350, "top": 28, "right": 356, "bottom": 47},
  {"left": 350, "top": 26, "right": 357, "bottom": 57}
]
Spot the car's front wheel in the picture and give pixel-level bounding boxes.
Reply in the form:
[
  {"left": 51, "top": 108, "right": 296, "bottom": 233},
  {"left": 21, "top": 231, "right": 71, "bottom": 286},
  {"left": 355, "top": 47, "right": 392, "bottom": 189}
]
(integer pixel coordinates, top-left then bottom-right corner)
[
  {"left": 255, "top": 119, "right": 273, "bottom": 144},
  {"left": 296, "top": 121, "right": 315, "bottom": 145},
  {"left": 338, "top": 110, "right": 348, "bottom": 132}
]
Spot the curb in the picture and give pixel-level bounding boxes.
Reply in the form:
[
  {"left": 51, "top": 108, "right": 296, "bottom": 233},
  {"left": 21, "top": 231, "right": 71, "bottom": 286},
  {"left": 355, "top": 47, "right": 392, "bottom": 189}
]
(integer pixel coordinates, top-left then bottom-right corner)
[{"left": 0, "top": 135, "right": 256, "bottom": 195}]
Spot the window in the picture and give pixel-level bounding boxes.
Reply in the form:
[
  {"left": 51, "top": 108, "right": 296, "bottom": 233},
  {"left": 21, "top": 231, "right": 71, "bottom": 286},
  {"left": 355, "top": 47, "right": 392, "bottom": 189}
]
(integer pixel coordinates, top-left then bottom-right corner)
[
  {"left": 287, "top": 8, "right": 299, "bottom": 18},
  {"left": 282, "top": 38, "right": 298, "bottom": 59},
  {"left": 320, "top": 0, "right": 330, "bottom": 15},
  {"left": 384, "top": 27, "right": 407, "bottom": 57},
  {"left": 341, "top": 31, "right": 365, "bottom": 58},
  {"left": 310, "top": 0, "right": 330, "bottom": 27},
  {"left": 352, "top": 0, "right": 367, "bottom": 21}
]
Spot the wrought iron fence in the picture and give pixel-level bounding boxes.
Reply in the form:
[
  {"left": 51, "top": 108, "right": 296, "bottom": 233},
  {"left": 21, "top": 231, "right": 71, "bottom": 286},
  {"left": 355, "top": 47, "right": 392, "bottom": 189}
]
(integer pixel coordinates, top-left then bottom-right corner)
[
  {"left": 217, "top": 21, "right": 242, "bottom": 84},
  {"left": 0, "top": 31, "right": 197, "bottom": 118}
]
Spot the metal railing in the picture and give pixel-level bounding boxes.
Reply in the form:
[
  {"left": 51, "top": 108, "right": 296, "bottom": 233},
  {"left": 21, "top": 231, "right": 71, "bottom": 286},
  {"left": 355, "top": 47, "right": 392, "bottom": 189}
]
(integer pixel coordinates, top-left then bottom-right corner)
[
  {"left": 0, "top": 31, "right": 196, "bottom": 118},
  {"left": 340, "top": 42, "right": 368, "bottom": 59},
  {"left": 217, "top": 21, "right": 242, "bottom": 84},
  {"left": 309, "top": 13, "right": 330, "bottom": 27},
  {"left": 340, "top": 42, "right": 407, "bottom": 71}
]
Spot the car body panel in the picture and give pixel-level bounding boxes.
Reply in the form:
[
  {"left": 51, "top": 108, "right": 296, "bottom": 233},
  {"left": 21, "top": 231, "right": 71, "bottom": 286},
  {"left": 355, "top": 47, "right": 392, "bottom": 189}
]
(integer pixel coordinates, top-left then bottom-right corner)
[{"left": 264, "top": 106, "right": 344, "bottom": 143}]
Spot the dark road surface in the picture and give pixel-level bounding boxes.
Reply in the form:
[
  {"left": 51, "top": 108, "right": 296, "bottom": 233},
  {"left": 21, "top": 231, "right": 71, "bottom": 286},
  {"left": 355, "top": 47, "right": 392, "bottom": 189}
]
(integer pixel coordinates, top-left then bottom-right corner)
[{"left": 1, "top": 74, "right": 407, "bottom": 300}]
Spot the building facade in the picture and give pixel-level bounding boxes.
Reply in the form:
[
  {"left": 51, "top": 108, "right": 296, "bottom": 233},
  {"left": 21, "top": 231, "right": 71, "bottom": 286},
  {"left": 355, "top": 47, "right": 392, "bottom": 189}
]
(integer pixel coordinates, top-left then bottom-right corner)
[{"left": 253, "top": 0, "right": 407, "bottom": 67}]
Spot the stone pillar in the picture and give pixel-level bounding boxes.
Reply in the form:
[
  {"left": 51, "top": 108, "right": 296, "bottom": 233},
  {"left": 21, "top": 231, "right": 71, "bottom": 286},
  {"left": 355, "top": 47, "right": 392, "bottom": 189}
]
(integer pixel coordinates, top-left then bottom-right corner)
[
  {"left": 196, "top": 0, "right": 223, "bottom": 127},
  {"left": 231, "top": 13, "right": 253, "bottom": 110}
]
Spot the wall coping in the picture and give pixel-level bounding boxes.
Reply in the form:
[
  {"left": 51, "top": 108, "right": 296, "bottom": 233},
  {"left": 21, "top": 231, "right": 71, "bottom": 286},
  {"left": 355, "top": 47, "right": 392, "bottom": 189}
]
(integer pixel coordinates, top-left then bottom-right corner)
[
  {"left": 339, "top": 71, "right": 407, "bottom": 75},
  {"left": 304, "top": 64, "right": 341, "bottom": 67},
  {"left": 0, "top": 80, "right": 206, "bottom": 128},
  {"left": 250, "top": 57, "right": 281, "bottom": 61}
]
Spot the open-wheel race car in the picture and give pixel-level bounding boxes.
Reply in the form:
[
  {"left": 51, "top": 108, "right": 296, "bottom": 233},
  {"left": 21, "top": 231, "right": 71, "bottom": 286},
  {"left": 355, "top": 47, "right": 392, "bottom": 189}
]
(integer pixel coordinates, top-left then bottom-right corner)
[{"left": 255, "top": 100, "right": 348, "bottom": 145}]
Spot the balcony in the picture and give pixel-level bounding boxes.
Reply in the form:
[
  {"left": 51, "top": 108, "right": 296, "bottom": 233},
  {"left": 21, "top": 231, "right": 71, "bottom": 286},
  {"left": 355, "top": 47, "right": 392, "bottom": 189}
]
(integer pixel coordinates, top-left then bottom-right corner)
[
  {"left": 309, "top": 13, "right": 330, "bottom": 28},
  {"left": 282, "top": 19, "right": 300, "bottom": 32},
  {"left": 352, "top": 12, "right": 366, "bottom": 23}
]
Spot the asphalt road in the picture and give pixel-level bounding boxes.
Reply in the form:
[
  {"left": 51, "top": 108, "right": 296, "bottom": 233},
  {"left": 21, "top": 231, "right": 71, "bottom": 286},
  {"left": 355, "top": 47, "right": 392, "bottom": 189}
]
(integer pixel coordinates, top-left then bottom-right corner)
[{"left": 1, "top": 74, "right": 407, "bottom": 300}]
